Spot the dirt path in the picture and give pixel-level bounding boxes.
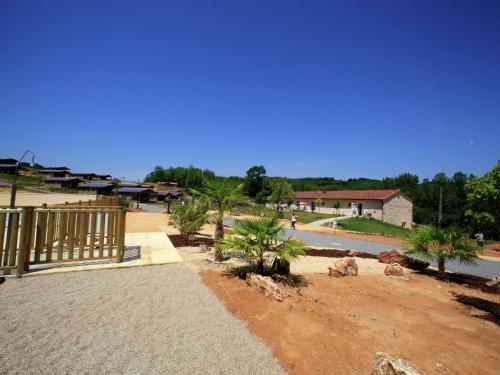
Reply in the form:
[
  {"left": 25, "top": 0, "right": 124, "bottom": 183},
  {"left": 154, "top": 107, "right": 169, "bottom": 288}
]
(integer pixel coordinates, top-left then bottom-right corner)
[{"left": 201, "top": 270, "right": 500, "bottom": 375}]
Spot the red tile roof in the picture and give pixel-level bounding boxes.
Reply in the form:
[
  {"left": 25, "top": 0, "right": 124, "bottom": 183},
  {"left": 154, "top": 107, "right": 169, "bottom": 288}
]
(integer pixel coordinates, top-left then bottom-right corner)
[{"left": 295, "top": 189, "right": 403, "bottom": 201}]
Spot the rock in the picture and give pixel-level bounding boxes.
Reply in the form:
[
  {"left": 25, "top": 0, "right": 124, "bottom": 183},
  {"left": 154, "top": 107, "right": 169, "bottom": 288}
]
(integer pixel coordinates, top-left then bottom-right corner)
[
  {"left": 199, "top": 244, "right": 209, "bottom": 252},
  {"left": 167, "top": 220, "right": 175, "bottom": 226},
  {"left": 373, "top": 352, "right": 422, "bottom": 375},
  {"left": 246, "top": 273, "right": 284, "bottom": 302},
  {"left": 384, "top": 263, "right": 407, "bottom": 277},
  {"left": 328, "top": 257, "right": 358, "bottom": 277},
  {"left": 486, "top": 276, "right": 500, "bottom": 288},
  {"left": 378, "top": 249, "right": 429, "bottom": 271},
  {"left": 348, "top": 249, "right": 360, "bottom": 257}
]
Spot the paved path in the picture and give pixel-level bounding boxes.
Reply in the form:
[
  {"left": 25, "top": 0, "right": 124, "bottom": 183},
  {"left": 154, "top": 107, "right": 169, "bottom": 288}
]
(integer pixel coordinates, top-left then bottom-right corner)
[
  {"left": 224, "top": 218, "right": 499, "bottom": 279},
  {"left": 0, "top": 264, "right": 285, "bottom": 374},
  {"left": 140, "top": 203, "right": 166, "bottom": 213},
  {"left": 307, "top": 216, "right": 347, "bottom": 226}
]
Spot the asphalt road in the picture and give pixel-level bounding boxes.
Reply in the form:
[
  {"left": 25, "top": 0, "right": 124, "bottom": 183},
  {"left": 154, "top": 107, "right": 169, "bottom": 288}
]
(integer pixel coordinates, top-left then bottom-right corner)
[{"left": 223, "top": 218, "right": 499, "bottom": 279}]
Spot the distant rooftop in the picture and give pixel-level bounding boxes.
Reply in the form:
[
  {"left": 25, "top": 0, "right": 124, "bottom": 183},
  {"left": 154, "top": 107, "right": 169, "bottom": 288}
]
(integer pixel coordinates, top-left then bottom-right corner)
[
  {"left": 78, "top": 181, "right": 115, "bottom": 188},
  {"left": 116, "top": 187, "right": 153, "bottom": 193}
]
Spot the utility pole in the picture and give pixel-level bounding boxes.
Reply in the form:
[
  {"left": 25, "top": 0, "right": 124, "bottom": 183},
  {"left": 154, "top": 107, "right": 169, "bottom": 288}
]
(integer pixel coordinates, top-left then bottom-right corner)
[{"left": 437, "top": 185, "right": 443, "bottom": 229}]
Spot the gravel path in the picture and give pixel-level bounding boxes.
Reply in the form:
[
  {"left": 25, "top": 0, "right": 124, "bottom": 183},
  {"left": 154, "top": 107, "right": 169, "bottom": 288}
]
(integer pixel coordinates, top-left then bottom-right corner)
[{"left": 0, "top": 265, "right": 286, "bottom": 375}]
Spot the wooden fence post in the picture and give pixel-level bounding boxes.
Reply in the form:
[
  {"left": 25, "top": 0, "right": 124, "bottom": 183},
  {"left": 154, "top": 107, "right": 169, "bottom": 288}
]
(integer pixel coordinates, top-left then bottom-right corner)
[
  {"left": 116, "top": 208, "right": 126, "bottom": 262},
  {"left": 17, "top": 207, "right": 33, "bottom": 277}
]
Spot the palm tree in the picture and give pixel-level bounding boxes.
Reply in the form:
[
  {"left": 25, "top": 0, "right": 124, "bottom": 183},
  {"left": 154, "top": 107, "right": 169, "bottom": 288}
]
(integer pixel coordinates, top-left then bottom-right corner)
[
  {"left": 217, "top": 216, "right": 305, "bottom": 274},
  {"left": 405, "top": 224, "right": 479, "bottom": 275},
  {"left": 195, "top": 178, "right": 245, "bottom": 242}
]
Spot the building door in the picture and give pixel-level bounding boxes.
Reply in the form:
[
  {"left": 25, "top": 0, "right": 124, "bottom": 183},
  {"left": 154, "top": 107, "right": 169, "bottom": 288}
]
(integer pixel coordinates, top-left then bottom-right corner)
[{"left": 357, "top": 203, "right": 363, "bottom": 216}]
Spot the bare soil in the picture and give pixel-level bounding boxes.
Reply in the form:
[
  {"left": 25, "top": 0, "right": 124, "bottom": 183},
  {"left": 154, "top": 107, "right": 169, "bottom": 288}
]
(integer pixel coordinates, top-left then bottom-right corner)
[
  {"left": 169, "top": 234, "right": 215, "bottom": 248},
  {"left": 201, "top": 270, "right": 500, "bottom": 375}
]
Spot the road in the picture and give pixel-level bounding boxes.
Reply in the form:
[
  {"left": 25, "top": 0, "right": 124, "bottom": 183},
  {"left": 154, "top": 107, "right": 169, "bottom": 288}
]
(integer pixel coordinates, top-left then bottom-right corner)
[{"left": 223, "top": 218, "right": 499, "bottom": 279}]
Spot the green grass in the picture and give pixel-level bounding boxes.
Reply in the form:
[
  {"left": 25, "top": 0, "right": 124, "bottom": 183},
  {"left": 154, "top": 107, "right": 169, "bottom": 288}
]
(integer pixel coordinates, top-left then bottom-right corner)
[
  {"left": 239, "top": 206, "right": 338, "bottom": 224},
  {"left": 333, "top": 217, "right": 409, "bottom": 237},
  {"left": 0, "top": 173, "right": 44, "bottom": 186}
]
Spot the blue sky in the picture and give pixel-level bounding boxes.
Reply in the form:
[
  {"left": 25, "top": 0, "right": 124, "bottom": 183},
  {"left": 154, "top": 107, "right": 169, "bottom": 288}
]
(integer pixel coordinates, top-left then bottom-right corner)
[{"left": 1, "top": 0, "right": 499, "bottom": 181}]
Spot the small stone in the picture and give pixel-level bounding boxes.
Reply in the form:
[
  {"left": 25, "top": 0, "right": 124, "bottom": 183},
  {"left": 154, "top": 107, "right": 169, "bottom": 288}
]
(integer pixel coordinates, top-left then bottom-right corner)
[
  {"left": 167, "top": 220, "right": 175, "bottom": 226},
  {"left": 384, "top": 263, "right": 406, "bottom": 277},
  {"left": 378, "top": 249, "right": 429, "bottom": 271},
  {"left": 373, "top": 352, "right": 422, "bottom": 375},
  {"left": 348, "top": 249, "right": 360, "bottom": 257},
  {"left": 328, "top": 257, "right": 358, "bottom": 277},
  {"left": 246, "top": 273, "right": 283, "bottom": 302},
  {"left": 199, "top": 244, "right": 209, "bottom": 252}
]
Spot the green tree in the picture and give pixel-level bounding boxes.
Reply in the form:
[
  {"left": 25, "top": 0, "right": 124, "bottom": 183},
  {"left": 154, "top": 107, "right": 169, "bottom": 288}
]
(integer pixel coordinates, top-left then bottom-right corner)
[
  {"left": 195, "top": 179, "right": 246, "bottom": 249},
  {"left": 315, "top": 198, "right": 323, "bottom": 212},
  {"left": 268, "top": 178, "right": 295, "bottom": 212},
  {"left": 217, "top": 216, "right": 305, "bottom": 274},
  {"left": 405, "top": 224, "right": 478, "bottom": 275},
  {"left": 244, "top": 165, "right": 267, "bottom": 198},
  {"left": 332, "top": 200, "right": 341, "bottom": 215},
  {"left": 465, "top": 161, "right": 500, "bottom": 239},
  {"left": 171, "top": 199, "right": 209, "bottom": 236}
]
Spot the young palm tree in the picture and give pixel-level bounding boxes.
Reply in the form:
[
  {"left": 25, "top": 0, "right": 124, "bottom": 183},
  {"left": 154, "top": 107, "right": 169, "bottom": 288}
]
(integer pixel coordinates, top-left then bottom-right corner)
[
  {"left": 405, "top": 224, "right": 479, "bottom": 275},
  {"left": 195, "top": 178, "right": 245, "bottom": 242},
  {"left": 217, "top": 216, "right": 305, "bottom": 274}
]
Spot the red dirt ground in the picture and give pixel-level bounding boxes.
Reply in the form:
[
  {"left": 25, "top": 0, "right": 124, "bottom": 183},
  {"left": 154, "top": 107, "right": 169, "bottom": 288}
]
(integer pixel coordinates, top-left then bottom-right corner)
[{"left": 201, "top": 270, "right": 500, "bottom": 375}]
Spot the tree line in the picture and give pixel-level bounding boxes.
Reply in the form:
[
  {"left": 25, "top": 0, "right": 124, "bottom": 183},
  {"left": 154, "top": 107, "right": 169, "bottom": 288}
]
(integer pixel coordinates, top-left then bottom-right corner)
[{"left": 144, "top": 161, "right": 499, "bottom": 238}]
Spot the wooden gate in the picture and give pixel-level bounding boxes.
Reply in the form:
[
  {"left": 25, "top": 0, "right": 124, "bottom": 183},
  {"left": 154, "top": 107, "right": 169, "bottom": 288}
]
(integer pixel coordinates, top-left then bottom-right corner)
[{"left": 0, "top": 206, "right": 126, "bottom": 277}]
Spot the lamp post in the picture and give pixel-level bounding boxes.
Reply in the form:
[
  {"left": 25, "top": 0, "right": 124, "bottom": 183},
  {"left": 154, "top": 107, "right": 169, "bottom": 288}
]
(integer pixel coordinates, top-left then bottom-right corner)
[{"left": 9, "top": 150, "right": 35, "bottom": 208}]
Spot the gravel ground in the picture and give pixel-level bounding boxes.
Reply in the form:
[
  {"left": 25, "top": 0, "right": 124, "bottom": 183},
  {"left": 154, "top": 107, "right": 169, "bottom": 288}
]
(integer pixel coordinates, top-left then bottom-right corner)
[{"left": 0, "top": 265, "right": 286, "bottom": 375}]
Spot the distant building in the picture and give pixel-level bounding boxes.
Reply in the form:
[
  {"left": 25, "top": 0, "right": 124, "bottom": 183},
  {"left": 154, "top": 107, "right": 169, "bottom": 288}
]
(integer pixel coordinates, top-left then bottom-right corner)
[
  {"left": 39, "top": 169, "right": 71, "bottom": 178},
  {"left": 156, "top": 190, "right": 183, "bottom": 201},
  {"left": 78, "top": 181, "right": 116, "bottom": 195},
  {"left": 0, "top": 158, "right": 18, "bottom": 165},
  {"left": 116, "top": 187, "right": 156, "bottom": 202},
  {"left": 0, "top": 164, "right": 28, "bottom": 175},
  {"left": 45, "top": 177, "right": 82, "bottom": 189},
  {"left": 294, "top": 189, "right": 413, "bottom": 228}
]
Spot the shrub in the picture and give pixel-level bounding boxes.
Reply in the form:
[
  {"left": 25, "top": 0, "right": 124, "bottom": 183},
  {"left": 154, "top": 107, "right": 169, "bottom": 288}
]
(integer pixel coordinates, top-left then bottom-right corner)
[{"left": 171, "top": 199, "right": 209, "bottom": 236}]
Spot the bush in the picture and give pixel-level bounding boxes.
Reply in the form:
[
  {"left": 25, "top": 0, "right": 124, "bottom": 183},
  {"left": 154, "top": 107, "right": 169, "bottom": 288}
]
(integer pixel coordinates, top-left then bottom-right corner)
[
  {"left": 171, "top": 200, "right": 209, "bottom": 236},
  {"left": 119, "top": 197, "right": 132, "bottom": 208}
]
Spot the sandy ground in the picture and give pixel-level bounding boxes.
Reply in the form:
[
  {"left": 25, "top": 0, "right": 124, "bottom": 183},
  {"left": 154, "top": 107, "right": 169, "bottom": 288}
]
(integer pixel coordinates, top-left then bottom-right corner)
[
  {"left": 0, "top": 192, "right": 95, "bottom": 206},
  {"left": 0, "top": 264, "right": 285, "bottom": 375},
  {"left": 201, "top": 270, "right": 500, "bottom": 375}
]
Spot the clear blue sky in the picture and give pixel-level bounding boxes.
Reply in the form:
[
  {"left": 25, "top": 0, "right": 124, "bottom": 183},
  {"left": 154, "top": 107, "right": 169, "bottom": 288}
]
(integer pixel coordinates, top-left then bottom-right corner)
[{"left": 1, "top": 1, "right": 499, "bottom": 181}]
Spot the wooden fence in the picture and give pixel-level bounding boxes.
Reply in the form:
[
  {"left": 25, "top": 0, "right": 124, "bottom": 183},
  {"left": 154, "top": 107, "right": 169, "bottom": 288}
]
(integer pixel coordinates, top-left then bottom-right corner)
[
  {"left": 49, "top": 196, "right": 120, "bottom": 208},
  {"left": 0, "top": 206, "right": 126, "bottom": 277}
]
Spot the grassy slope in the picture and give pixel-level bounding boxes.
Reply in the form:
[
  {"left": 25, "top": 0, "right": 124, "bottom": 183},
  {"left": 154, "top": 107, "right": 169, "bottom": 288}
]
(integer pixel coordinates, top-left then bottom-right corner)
[{"left": 336, "top": 217, "right": 409, "bottom": 237}]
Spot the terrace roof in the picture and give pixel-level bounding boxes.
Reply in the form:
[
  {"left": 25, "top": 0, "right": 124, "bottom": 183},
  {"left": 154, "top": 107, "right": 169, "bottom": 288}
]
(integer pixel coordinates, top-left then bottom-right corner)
[
  {"left": 78, "top": 181, "right": 115, "bottom": 188},
  {"left": 116, "top": 187, "right": 153, "bottom": 193},
  {"left": 45, "top": 177, "right": 82, "bottom": 182}
]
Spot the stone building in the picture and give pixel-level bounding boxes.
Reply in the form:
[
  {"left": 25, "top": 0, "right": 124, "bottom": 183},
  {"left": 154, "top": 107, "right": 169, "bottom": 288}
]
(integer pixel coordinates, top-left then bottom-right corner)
[{"left": 294, "top": 189, "right": 413, "bottom": 228}]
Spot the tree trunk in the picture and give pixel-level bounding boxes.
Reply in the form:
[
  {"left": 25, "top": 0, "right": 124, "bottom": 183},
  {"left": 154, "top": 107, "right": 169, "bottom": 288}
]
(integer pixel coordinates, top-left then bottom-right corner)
[
  {"left": 215, "top": 218, "right": 224, "bottom": 241},
  {"left": 437, "top": 256, "right": 445, "bottom": 276},
  {"left": 256, "top": 256, "right": 265, "bottom": 275},
  {"left": 271, "top": 257, "right": 290, "bottom": 275}
]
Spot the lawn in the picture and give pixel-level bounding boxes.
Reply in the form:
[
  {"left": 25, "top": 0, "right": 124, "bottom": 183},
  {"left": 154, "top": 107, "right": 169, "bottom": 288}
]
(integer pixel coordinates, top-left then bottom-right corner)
[
  {"left": 239, "top": 206, "right": 338, "bottom": 224},
  {"left": 333, "top": 217, "right": 409, "bottom": 237}
]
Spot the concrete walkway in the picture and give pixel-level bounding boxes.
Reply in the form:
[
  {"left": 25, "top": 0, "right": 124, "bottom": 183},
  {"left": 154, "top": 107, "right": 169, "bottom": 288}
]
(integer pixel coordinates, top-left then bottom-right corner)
[
  {"left": 307, "top": 216, "right": 347, "bottom": 226},
  {"left": 26, "top": 232, "right": 182, "bottom": 276}
]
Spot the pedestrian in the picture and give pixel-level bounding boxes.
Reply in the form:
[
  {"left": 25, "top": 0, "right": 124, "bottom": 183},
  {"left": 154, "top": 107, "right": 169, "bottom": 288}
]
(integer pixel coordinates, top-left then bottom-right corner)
[
  {"left": 331, "top": 218, "right": 337, "bottom": 231},
  {"left": 291, "top": 213, "right": 298, "bottom": 229},
  {"left": 474, "top": 231, "right": 485, "bottom": 247}
]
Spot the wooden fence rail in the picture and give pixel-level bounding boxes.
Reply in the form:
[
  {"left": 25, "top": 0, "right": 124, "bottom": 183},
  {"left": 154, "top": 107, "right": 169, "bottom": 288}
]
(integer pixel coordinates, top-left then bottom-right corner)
[{"left": 0, "top": 206, "right": 126, "bottom": 277}]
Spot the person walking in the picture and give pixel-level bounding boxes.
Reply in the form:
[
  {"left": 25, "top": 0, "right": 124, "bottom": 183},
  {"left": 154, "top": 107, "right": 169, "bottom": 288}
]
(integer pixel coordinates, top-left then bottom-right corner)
[
  {"left": 474, "top": 231, "right": 485, "bottom": 247},
  {"left": 331, "top": 218, "right": 337, "bottom": 232},
  {"left": 291, "top": 213, "right": 298, "bottom": 229}
]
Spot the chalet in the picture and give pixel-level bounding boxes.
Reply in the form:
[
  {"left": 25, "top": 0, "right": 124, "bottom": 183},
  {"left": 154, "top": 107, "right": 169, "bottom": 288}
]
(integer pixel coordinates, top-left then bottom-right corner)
[
  {"left": 0, "top": 164, "right": 27, "bottom": 175},
  {"left": 39, "top": 169, "right": 71, "bottom": 178},
  {"left": 78, "top": 181, "right": 116, "bottom": 195},
  {"left": 45, "top": 177, "right": 82, "bottom": 189},
  {"left": 116, "top": 187, "right": 156, "bottom": 202},
  {"left": 156, "top": 190, "right": 183, "bottom": 201},
  {"left": 0, "top": 158, "right": 18, "bottom": 165},
  {"left": 294, "top": 189, "right": 413, "bottom": 228}
]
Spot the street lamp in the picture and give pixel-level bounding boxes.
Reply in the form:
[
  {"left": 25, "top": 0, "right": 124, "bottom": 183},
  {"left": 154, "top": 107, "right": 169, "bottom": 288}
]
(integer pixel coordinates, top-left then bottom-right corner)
[{"left": 9, "top": 150, "right": 35, "bottom": 208}]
